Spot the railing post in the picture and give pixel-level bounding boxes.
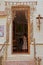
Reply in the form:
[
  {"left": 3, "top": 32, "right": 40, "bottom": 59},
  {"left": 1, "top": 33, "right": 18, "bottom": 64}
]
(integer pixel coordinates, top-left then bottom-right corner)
[{"left": 33, "top": 38, "right": 37, "bottom": 65}]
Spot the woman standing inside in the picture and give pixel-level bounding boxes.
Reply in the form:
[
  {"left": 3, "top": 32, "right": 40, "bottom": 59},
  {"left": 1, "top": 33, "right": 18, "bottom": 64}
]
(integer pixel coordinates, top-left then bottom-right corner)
[{"left": 22, "top": 34, "right": 28, "bottom": 51}]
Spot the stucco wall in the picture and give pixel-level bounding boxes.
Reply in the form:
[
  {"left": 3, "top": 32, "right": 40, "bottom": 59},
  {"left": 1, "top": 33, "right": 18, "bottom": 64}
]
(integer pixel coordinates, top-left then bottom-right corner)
[{"left": 0, "top": 17, "right": 7, "bottom": 44}]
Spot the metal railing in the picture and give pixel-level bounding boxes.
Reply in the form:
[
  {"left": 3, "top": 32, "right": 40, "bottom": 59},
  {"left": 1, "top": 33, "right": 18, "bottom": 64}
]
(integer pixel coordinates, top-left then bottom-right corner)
[{"left": 0, "top": 41, "right": 8, "bottom": 65}]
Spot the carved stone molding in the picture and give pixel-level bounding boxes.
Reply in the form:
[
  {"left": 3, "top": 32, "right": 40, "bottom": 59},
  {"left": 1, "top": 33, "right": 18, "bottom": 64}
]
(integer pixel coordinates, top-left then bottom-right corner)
[
  {"left": 4, "top": 1, "right": 37, "bottom": 42},
  {"left": 5, "top": 1, "right": 37, "bottom": 24}
]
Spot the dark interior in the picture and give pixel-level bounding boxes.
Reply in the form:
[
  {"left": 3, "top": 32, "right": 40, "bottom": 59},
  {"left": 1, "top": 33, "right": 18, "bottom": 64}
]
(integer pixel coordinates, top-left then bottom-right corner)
[{"left": 12, "top": 10, "right": 28, "bottom": 53}]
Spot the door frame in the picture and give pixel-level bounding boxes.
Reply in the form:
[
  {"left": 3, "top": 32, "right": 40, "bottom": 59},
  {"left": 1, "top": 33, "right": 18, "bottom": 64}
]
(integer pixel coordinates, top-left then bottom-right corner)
[{"left": 11, "top": 5, "right": 31, "bottom": 54}]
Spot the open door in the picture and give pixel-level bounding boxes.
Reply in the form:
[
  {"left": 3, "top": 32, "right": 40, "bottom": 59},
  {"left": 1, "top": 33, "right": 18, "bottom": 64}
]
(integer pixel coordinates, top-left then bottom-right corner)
[{"left": 12, "top": 5, "right": 30, "bottom": 54}]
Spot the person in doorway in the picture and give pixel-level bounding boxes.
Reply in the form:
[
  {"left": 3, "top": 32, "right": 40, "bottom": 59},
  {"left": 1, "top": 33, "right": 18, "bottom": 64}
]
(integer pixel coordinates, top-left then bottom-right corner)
[{"left": 22, "top": 33, "right": 28, "bottom": 50}]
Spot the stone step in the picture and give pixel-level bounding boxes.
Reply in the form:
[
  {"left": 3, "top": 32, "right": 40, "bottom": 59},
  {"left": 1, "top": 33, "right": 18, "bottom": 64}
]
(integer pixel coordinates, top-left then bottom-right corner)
[{"left": 3, "top": 60, "right": 35, "bottom": 65}]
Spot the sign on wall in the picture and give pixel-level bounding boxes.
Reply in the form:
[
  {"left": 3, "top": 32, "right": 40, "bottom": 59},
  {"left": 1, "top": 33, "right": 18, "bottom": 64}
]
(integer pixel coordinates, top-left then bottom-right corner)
[{"left": 0, "top": 25, "right": 4, "bottom": 37}]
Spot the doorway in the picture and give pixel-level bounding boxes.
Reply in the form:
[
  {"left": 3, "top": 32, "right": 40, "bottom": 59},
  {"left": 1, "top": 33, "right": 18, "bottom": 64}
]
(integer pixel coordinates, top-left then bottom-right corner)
[{"left": 12, "top": 6, "right": 30, "bottom": 54}]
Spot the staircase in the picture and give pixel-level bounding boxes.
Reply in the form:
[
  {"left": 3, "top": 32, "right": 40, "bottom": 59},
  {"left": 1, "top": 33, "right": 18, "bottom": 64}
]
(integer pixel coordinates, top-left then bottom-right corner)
[
  {"left": 0, "top": 42, "right": 35, "bottom": 65},
  {"left": 0, "top": 39, "right": 36, "bottom": 65}
]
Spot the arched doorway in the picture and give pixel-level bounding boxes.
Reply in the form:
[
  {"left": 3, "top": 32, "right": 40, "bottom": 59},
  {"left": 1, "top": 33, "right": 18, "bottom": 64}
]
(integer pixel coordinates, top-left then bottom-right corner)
[{"left": 12, "top": 5, "right": 30, "bottom": 54}]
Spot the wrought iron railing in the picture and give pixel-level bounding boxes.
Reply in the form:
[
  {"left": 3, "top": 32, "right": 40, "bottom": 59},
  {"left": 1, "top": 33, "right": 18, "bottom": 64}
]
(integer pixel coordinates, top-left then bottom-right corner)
[{"left": 0, "top": 41, "right": 8, "bottom": 65}]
